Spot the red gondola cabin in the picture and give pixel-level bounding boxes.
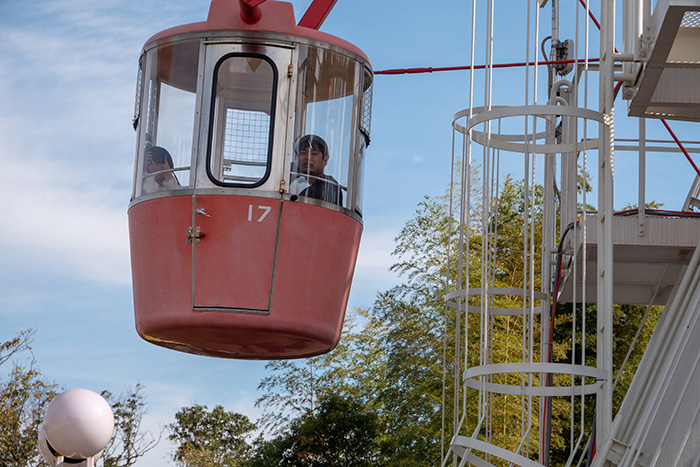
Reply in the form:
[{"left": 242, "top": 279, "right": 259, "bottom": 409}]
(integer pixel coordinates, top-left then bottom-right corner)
[{"left": 128, "top": 0, "right": 372, "bottom": 359}]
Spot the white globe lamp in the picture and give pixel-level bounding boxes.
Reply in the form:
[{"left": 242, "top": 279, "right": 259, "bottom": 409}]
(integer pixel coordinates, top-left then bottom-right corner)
[{"left": 40, "top": 388, "right": 114, "bottom": 464}]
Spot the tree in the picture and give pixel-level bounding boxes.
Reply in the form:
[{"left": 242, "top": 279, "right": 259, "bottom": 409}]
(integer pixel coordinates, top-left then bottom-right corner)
[
  {"left": 0, "top": 362, "right": 59, "bottom": 467},
  {"left": 0, "top": 329, "right": 60, "bottom": 467},
  {"left": 373, "top": 192, "right": 479, "bottom": 465},
  {"left": 292, "top": 394, "right": 380, "bottom": 466},
  {"left": 254, "top": 175, "right": 665, "bottom": 466},
  {"left": 169, "top": 404, "right": 256, "bottom": 466},
  {"left": 255, "top": 195, "right": 457, "bottom": 465},
  {"left": 0, "top": 329, "right": 34, "bottom": 368},
  {"left": 1, "top": 330, "right": 159, "bottom": 467},
  {"left": 255, "top": 310, "right": 386, "bottom": 436},
  {"left": 101, "top": 384, "right": 162, "bottom": 467},
  {"left": 248, "top": 394, "right": 381, "bottom": 467},
  {"left": 248, "top": 435, "right": 300, "bottom": 467}
]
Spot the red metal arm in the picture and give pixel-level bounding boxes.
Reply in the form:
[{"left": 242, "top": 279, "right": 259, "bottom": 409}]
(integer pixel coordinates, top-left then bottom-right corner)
[
  {"left": 239, "top": 0, "right": 267, "bottom": 24},
  {"left": 298, "top": 0, "right": 339, "bottom": 30}
]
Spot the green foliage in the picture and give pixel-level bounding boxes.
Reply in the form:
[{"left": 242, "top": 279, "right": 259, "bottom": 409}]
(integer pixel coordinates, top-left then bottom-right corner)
[
  {"left": 101, "top": 384, "right": 161, "bottom": 467},
  {"left": 545, "top": 300, "right": 663, "bottom": 464},
  {"left": 0, "top": 330, "right": 158, "bottom": 467},
  {"left": 0, "top": 330, "right": 60, "bottom": 467},
  {"left": 370, "top": 292, "right": 445, "bottom": 465},
  {"left": 0, "top": 363, "right": 59, "bottom": 467},
  {"left": 247, "top": 434, "right": 300, "bottom": 467},
  {"left": 611, "top": 304, "right": 663, "bottom": 413},
  {"left": 256, "top": 310, "right": 387, "bottom": 436},
  {"left": 252, "top": 174, "right": 665, "bottom": 466},
  {"left": 255, "top": 194, "right": 457, "bottom": 465},
  {"left": 248, "top": 394, "right": 380, "bottom": 467},
  {"left": 0, "top": 329, "right": 34, "bottom": 368},
  {"left": 169, "top": 404, "right": 256, "bottom": 466},
  {"left": 619, "top": 200, "right": 664, "bottom": 211},
  {"left": 391, "top": 195, "right": 454, "bottom": 289},
  {"left": 255, "top": 359, "right": 321, "bottom": 435}
]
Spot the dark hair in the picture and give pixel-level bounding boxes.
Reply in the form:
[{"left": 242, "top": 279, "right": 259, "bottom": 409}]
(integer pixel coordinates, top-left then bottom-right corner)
[
  {"left": 295, "top": 134, "right": 328, "bottom": 159},
  {"left": 145, "top": 146, "right": 174, "bottom": 168}
]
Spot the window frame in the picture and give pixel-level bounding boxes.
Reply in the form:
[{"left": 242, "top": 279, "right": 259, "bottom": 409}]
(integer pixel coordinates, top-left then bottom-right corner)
[{"left": 205, "top": 52, "right": 279, "bottom": 188}]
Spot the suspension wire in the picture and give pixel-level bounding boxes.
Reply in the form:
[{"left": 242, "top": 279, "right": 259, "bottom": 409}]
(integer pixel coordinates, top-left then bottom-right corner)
[
  {"left": 460, "top": 0, "right": 478, "bottom": 454},
  {"left": 374, "top": 57, "right": 600, "bottom": 75},
  {"left": 529, "top": 4, "right": 541, "bottom": 458},
  {"left": 581, "top": 0, "right": 591, "bottom": 462},
  {"left": 441, "top": 126, "right": 456, "bottom": 463},
  {"left": 611, "top": 275, "right": 665, "bottom": 391},
  {"left": 522, "top": 0, "right": 533, "bottom": 455},
  {"left": 463, "top": 0, "right": 477, "bottom": 426},
  {"left": 482, "top": 0, "right": 495, "bottom": 456},
  {"left": 661, "top": 119, "right": 700, "bottom": 179}
]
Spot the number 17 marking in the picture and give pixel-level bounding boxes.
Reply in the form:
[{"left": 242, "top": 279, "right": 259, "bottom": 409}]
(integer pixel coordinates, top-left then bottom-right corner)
[{"left": 248, "top": 205, "right": 272, "bottom": 222}]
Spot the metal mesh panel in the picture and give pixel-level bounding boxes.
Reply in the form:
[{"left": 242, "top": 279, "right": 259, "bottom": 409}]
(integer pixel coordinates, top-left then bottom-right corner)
[
  {"left": 681, "top": 11, "right": 700, "bottom": 28},
  {"left": 361, "top": 69, "right": 373, "bottom": 146},
  {"left": 223, "top": 109, "right": 269, "bottom": 163},
  {"left": 133, "top": 61, "right": 143, "bottom": 129}
]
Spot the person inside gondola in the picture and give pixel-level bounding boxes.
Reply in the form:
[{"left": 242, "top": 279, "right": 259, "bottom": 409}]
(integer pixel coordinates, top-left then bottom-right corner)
[
  {"left": 142, "top": 145, "right": 180, "bottom": 193},
  {"left": 290, "top": 134, "right": 343, "bottom": 206}
]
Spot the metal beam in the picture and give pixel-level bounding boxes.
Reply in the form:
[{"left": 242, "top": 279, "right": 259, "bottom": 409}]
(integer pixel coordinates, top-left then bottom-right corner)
[{"left": 298, "top": 0, "right": 339, "bottom": 29}]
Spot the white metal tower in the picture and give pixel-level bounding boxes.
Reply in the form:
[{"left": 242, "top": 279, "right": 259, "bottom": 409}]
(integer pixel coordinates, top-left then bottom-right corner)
[{"left": 442, "top": 1, "right": 700, "bottom": 466}]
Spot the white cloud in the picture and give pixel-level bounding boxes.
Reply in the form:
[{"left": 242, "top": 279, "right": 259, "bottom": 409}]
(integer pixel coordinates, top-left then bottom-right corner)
[
  {"left": 0, "top": 4, "right": 422, "bottom": 467},
  {"left": 0, "top": 154, "right": 131, "bottom": 286},
  {"left": 348, "top": 226, "right": 402, "bottom": 306},
  {"left": 0, "top": 2, "right": 142, "bottom": 287},
  {"left": 356, "top": 226, "right": 398, "bottom": 273}
]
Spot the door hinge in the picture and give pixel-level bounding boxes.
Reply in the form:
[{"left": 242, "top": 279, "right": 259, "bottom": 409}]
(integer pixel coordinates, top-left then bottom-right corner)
[{"left": 188, "top": 226, "right": 205, "bottom": 244}]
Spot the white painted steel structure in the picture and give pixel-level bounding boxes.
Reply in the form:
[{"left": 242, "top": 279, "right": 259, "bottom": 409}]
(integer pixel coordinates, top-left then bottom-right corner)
[{"left": 441, "top": 0, "right": 700, "bottom": 466}]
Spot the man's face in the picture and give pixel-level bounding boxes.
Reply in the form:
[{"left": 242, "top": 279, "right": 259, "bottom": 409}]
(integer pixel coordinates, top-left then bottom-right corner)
[
  {"left": 145, "top": 151, "right": 168, "bottom": 174},
  {"left": 297, "top": 143, "right": 327, "bottom": 177}
]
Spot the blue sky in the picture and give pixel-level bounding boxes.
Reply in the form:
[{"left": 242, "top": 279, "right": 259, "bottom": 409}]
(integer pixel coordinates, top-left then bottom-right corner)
[
  {"left": 2, "top": 0, "right": 700, "bottom": 465},
  {"left": 0, "top": 0, "right": 468, "bottom": 464}
]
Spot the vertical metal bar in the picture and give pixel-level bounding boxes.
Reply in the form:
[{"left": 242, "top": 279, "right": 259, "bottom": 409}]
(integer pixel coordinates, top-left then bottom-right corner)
[
  {"left": 642, "top": 0, "right": 652, "bottom": 53},
  {"left": 622, "top": 0, "right": 633, "bottom": 78},
  {"left": 541, "top": 101, "right": 556, "bottom": 467},
  {"left": 639, "top": 118, "right": 646, "bottom": 236},
  {"left": 634, "top": 0, "right": 643, "bottom": 58},
  {"left": 596, "top": 0, "right": 615, "bottom": 451},
  {"left": 454, "top": 127, "right": 463, "bottom": 456}
]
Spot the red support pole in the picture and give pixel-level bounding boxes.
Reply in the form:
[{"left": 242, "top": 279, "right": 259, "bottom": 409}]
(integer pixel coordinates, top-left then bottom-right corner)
[{"left": 298, "top": 0, "right": 339, "bottom": 30}]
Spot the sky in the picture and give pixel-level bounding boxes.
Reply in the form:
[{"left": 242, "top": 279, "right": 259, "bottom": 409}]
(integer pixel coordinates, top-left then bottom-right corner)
[{"left": 2, "top": 0, "right": 700, "bottom": 465}]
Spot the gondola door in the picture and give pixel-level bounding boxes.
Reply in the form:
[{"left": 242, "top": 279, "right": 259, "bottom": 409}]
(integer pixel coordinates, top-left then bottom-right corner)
[
  {"left": 192, "top": 196, "right": 281, "bottom": 312},
  {"left": 192, "top": 44, "right": 291, "bottom": 313}
]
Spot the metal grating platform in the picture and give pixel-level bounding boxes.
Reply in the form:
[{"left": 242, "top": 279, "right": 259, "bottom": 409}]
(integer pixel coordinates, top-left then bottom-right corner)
[{"left": 558, "top": 215, "right": 700, "bottom": 306}]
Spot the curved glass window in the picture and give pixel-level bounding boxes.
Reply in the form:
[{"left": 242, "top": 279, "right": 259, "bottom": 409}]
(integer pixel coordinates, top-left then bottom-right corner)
[
  {"left": 134, "top": 40, "right": 199, "bottom": 198},
  {"left": 207, "top": 54, "right": 277, "bottom": 187},
  {"left": 291, "top": 46, "right": 372, "bottom": 212}
]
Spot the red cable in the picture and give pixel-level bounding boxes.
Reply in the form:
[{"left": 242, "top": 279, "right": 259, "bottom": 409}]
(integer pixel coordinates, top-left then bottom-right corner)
[
  {"left": 661, "top": 119, "right": 700, "bottom": 179},
  {"left": 540, "top": 221, "right": 576, "bottom": 459},
  {"left": 375, "top": 58, "right": 600, "bottom": 75},
  {"left": 578, "top": 0, "right": 601, "bottom": 31},
  {"left": 614, "top": 208, "right": 700, "bottom": 217},
  {"left": 578, "top": 0, "right": 619, "bottom": 54}
]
